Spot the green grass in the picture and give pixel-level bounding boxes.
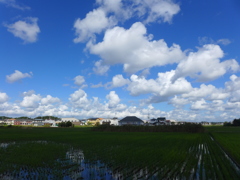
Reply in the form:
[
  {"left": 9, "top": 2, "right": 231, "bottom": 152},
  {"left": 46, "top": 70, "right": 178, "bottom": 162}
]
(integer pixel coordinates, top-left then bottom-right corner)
[{"left": 0, "top": 126, "right": 240, "bottom": 179}]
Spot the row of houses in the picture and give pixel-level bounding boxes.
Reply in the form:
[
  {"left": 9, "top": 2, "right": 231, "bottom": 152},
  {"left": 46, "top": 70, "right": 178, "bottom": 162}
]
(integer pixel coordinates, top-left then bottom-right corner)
[
  {"left": 0, "top": 119, "right": 60, "bottom": 127},
  {"left": 1, "top": 116, "right": 221, "bottom": 127},
  {"left": 0, "top": 116, "right": 175, "bottom": 127},
  {"left": 0, "top": 116, "right": 177, "bottom": 127}
]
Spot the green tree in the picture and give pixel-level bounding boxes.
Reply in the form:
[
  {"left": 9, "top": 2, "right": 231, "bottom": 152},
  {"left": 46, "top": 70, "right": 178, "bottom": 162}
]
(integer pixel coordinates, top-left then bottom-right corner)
[
  {"left": 66, "top": 121, "right": 72, "bottom": 127},
  {"left": 233, "top": 119, "right": 240, "bottom": 126}
]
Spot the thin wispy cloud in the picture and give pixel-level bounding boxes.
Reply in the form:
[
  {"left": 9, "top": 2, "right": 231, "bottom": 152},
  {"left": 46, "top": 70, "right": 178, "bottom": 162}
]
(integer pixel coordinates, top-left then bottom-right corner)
[{"left": 0, "top": 0, "right": 30, "bottom": 10}]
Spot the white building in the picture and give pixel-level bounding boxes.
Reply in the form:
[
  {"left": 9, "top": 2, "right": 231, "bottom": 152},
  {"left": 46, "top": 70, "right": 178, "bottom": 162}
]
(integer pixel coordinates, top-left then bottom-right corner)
[
  {"left": 100, "top": 118, "right": 119, "bottom": 126},
  {"left": 166, "top": 119, "right": 177, "bottom": 125},
  {"left": 61, "top": 118, "right": 79, "bottom": 122},
  {"left": 44, "top": 120, "right": 57, "bottom": 127},
  {"left": 6, "top": 119, "right": 15, "bottom": 125}
]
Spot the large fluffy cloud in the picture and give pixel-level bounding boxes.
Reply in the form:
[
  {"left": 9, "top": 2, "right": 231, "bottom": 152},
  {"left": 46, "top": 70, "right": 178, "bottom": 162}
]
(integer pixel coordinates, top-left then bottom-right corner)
[
  {"left": 89, "top": 22, "right": 184, "bottom": 73},
  {"left": 6, "top": 70, "right": 32, "bottom": 83},
  {"left": 172, "top": 44, "right": 239, "bottom": 82},
  {"left": 128, "top": 70, "right": 192, "bottom": 103},
  {"left": 4, "top": 17, "right": 40, "bottom": 43},
  {"left": 20, "top": 94, "right": 41, "bottom": 109}
]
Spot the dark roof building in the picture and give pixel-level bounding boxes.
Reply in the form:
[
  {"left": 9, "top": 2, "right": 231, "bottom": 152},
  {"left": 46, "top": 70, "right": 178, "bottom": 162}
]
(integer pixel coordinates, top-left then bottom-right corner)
[{"left": 119, "top": 116, "right": 144, "bottom": 126}]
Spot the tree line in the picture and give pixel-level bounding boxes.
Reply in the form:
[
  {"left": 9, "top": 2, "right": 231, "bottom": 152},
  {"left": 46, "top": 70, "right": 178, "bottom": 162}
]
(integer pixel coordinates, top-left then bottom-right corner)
[{"left": 224, "top": 119, "right": 240, "bottom": 126}]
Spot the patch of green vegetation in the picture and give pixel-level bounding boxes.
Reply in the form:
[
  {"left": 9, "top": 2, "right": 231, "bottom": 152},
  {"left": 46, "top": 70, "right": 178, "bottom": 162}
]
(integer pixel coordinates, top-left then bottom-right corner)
[{"left": 92, "top": 123, "right": 205, "bottom": 133}]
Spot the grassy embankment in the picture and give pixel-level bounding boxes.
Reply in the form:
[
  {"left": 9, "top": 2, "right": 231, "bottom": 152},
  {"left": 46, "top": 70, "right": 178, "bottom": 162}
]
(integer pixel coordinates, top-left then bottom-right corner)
[{"left": 0, "top": 125, "right": 239, "bottom": 179}]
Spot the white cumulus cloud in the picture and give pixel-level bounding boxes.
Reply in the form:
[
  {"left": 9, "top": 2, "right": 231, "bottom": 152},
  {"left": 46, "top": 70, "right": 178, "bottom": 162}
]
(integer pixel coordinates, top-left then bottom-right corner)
[
  {"left": 4, "top": 17, "right": 40, "bottom": 43},
  {"left": 89, "top": 22, "right": 184, "bottom": 73},
  {"left": 172, "top": 44, "right": 239, "bottom": 82},
  {"left": 69, "top": 89, "right": 90, "bottom": 109},
  {"left": 73, "top": 0, "right": 180, "bottom": 43},
  {"left": 6, "top": 70, "right": 32, "bottom": 83},
  {"left": 128, "top": 70, "right": 192, "bottom": 101},
  {"left": 41, "top": 95, "right": 61, "bottom": 105},
  {"left": 74, "top": 75, "right": 85, "bottom": 86},
  {"left": 73, "top": 8, "right": 116, "bottom": 43},
  {"left": 191, "top": 99, "right": 208, "bottom": 110},
  {"left": 0, "top": 92, "right": 9, "bottom": 103},
  {"left": 21, "top": 90, "right": 35, "bottom": 97},
  {"left": 93, "top": 60, "right": 110, "bottom": 75},
  {"left": 20, "top": 94, "right": 41, "bottom": 108},
  {"left": 110, "top": 74, "right": 130, "bottom": 88},
  {"left": 106, "top": 91, "right": 121, "bottom": 109},
  {"left": 169, "top": 95, "right": 189, "bottom": 108},
  {"left": 225, "top": 75, "right": 240, "bottom": 102}
]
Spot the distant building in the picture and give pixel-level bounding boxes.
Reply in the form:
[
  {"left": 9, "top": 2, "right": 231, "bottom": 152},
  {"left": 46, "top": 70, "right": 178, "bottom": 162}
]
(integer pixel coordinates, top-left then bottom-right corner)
[
  {"left": 119, "top": 116, "right": 144, "bottom": 126},
  {"left": 170, "top": 119, "right": 177, "bottom": 125},
  {"left": 33, "top": 122, "right": 44, "bottom": 127},
  {"left": 87, "top": 118, "right": 103, "bottom": 125},
  {"left": 44, "top": 120, "right": 57, "bottom": 127},
  {"left": 201, "top": 121, "right": 212, "bottom": 125},
  {"left": 0, "top": 119, "right": 5, "bottom": 126},
  {"left": 61, "top": 118, "right": 79, "bottom": 122},
  {"left": 14, "top": 119, "right": 33, "bottom": 126},
  {"left": 79, "top": 119, "right": 87, "bottom": 125},
  {"left": 33, "top": 119, "right": 44, "bottom": 122},
  {"left": 148, "top": 117, "right": 167, "bottom": 125},
  {"left": 6, "top": 119, "right": 16, "bottom": 125},
  {"left": 100, "top": 118, "right": 119, "bottom": 126}
]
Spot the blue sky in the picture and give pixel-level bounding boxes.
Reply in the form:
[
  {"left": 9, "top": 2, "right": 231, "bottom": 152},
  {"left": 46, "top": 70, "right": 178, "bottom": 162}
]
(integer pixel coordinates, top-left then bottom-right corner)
[{"left": 1, "top": 0, "right": 240, "bottom": 121}]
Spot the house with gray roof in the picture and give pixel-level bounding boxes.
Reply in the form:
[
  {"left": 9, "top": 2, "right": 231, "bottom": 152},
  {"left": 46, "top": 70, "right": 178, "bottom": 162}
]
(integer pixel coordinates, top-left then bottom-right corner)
[{"left": 119, "top": 116, "right": 144, "bottom": 126}]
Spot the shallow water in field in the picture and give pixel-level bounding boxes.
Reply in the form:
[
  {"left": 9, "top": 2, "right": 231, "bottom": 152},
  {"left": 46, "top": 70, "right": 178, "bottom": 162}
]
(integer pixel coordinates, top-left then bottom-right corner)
[
  {"left": 1, "top": 138, "right": 240, "bottom": 180},
  {"left": 0, "top": 141, "right": 157, "bottom": 180}
]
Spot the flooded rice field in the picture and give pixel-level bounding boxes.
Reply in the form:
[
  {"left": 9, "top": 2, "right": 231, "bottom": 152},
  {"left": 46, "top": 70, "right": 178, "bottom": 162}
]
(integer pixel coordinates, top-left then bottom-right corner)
[
  {"left": 0, "top": 137, "right": 240, "bottom": 180},
  {"left": 0, "top": 141, "right": 157, "bottom": 180}
]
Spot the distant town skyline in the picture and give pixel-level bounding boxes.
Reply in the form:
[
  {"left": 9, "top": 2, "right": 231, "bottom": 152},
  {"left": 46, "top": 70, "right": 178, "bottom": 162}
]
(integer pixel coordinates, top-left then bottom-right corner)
[{"left": 1, "top": 0, "right": 240, "bottom": 121}]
